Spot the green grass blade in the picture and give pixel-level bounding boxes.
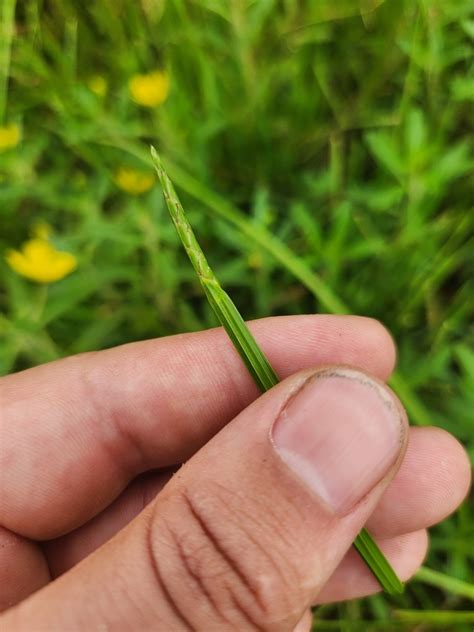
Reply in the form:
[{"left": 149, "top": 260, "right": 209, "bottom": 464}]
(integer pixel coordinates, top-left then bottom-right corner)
[
  {"left": 202, "top": 283, "right": 280, "bottom": 391},
  {"left": 414, "top": 566, "right": 474, "bottom": 600},
  {"left": 353, "top": 528, "right": 403, "bottom": 595},
  {"left": 151, "top": 146, "right": 278, "bottom": 392},
  {"left": 151, "top": 146, "right": 403, "bottom": 595},
  {"left": 394, "top": 610, "right": 474, "bottom": 624}
]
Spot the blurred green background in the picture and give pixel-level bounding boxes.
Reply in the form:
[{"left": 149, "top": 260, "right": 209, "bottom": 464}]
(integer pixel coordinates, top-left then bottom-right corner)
[{"left": 1, "top": 0, "right": 473, "bottom": 628}]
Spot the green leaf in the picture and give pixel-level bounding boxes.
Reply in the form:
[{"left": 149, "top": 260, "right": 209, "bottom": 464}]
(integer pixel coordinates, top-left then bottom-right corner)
[
  {"left": 151, "top": 147, "right": 278, "bottom": 392},
  {"left": 151, "top": 146, "right": 404, "bottom": 596}
]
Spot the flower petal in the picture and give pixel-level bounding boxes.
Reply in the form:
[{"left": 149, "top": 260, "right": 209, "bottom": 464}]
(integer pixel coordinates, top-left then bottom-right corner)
[
  {"left": 0, "top": 123, "right": 21, "bottom": 151},
  {"left": 114, "top": 167, "right": 154, "bottom": 195},
  {"left": 5, "top": 238, "right": 77, "bottom": 284},
  {"left": 129, "top": 71, "right": 169, "bottom": 107}
]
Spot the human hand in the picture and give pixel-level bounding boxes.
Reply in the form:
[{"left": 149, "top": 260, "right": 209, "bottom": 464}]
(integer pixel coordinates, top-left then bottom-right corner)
[{"left": 0, "top": 316, "right": 471, "bottom": 631}]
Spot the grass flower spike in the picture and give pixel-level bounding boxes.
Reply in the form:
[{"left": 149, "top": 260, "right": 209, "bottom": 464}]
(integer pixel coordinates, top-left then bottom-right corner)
[
  {"left": 114, "top": 167, "right": 154, "bottom": 195},
  {"left": 129, "top": 70, "right": 169, "bottom": 107},
  {"left": 151, "top": 146, "right": 404, "bottom": 595},
  {"left": 5, "top": 229, "right": 77, "bottom": 284},
  {"left": 0, "top": 123, "right": 20, "bottom": 151}
]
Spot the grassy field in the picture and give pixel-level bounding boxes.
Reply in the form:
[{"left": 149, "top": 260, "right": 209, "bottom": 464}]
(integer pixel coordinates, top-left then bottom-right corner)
[{"left": 1, "top": 0, "right": 473, "bottom": 628}]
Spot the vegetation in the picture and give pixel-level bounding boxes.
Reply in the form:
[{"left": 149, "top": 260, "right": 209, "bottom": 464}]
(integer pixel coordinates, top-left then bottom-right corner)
[{"left": 1, "top": 0, "right": 472, "bottom": 628}]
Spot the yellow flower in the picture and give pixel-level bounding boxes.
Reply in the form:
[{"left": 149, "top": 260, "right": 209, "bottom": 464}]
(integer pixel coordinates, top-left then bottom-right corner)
[
  {"left": 5, "top": 237, "right": 77, "bottom": 284},
  {"left": 114, "top": 167, "right": 154, "bottom": 195},
  {"left": 129, "top": 70, "right": 169, "bottom": 107},
  {"left": 0, "top": 123, "right": 20, "bottom": 151},
  {"left": 87, "top": 75, "right": 108, "bottom": 97}
]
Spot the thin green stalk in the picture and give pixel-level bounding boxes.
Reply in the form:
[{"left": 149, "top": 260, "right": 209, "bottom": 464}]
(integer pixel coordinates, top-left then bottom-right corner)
[
  {"left": 0, "top": 0, "right": 17, "bottom": 124},
  {"left": 151, "top": 146, "right": 403, "bottom": 595},
  {"left": 352, "top": 527, "right": 403, "bottom": 595},
  {"left": 394, "top": 610, "right": 474, "bottom": 624},
  {"left": 414, "top": 566, "right": 474, "bottom": 601}
]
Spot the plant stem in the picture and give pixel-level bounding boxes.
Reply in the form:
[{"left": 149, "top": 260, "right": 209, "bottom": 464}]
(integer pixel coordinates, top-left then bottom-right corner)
[
  {"left": 414, "top": 566, "right": 474, "bottom": 601},
  {"left": 151, "top": 146, "right": 404, "bottom": 595},
  {"left": 394, "top": 609, "right": 474, "bottom": 624}
]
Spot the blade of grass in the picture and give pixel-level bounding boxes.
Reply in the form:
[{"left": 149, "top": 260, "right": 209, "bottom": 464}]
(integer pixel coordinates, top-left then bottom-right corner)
[
  {"left": 413, "top": 566, "right": 474, "bottom": 601},
  {"left": 394, "top": 610, "right": 474, "bottom": 624},
  {"left": 151, "top": 146, "right": 404, "bottom": 595},
  {"left": 352, "top": 527, "right": 404, "bottom": 595}
]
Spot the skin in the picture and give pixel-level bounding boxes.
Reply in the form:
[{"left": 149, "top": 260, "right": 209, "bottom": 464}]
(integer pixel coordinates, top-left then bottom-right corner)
[{"left": 0, "top": 315, "right": 471, "bottom": 630}]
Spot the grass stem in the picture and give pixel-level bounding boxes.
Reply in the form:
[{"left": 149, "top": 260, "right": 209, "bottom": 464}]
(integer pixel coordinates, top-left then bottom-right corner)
[
  {"left": 414, "top": 566, "right": 474, "bottom": 601},
  {"left": 151, "top": 146, "right": 404, "bottom": 595}
]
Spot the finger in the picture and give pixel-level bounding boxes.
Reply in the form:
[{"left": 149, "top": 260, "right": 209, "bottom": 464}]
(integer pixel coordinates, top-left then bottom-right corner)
[
  {"left": 45, "top": 505, "right": 428, "bottom": 604},
  {"left": 293, "top": 609, "right": 313, "bottom": 632},
  {"left": 44, "top": 469, "right": 173, "bottom": 577},
  {"left": 43, "top": 423, "right": 470, "bottom": 576},
  {"left": 315, "top": 530, "right": 429, "bottom": 603},
  {"left": 1, "top": 315, "right": 396, "bottom": 539},
  {"left": 0, "top": 528, "right": 49, "bottom": 612},
  {"left": 2, "top": 367, "right": 408, "bottom": 630},
  {"left": 366, "top": 427, "right": 471, "bottom": 537}
]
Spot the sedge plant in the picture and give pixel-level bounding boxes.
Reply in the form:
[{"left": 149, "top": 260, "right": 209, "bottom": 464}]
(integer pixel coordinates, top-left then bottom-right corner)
[{"left": 151, "top": 146, "right": 403, "bottom": 595}]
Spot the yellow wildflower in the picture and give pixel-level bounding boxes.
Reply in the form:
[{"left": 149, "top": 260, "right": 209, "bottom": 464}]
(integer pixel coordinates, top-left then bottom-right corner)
[
  {"left": 0, "top": 123, "right": 20, "bottom": 151},
  {"left": 5, "top": 236, "right": 77, "bottom": 284},
  {"left": 114, "top": 167, "right": 154, "bottom": 195},
  {"left": 87, "top": 75, "right": 108, "bottom": 97},
  {"left": 129, "top": 70, "right": 169, "bottom": 107}
]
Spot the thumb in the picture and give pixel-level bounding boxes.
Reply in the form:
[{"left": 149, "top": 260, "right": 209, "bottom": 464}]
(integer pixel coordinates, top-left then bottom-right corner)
[{"left": 3, "top": 367, "right": 407, "bottom": 631}]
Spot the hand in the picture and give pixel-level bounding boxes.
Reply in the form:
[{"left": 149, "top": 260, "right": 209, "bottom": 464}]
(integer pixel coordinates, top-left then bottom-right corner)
[{"left": 0, "top": 315, "right": 470, "bottom": 631}]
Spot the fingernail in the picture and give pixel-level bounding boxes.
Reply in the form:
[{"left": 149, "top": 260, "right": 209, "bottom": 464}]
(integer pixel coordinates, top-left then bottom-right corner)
[{"left": 272, "top": 368, "right": 404, "bottom": 513}]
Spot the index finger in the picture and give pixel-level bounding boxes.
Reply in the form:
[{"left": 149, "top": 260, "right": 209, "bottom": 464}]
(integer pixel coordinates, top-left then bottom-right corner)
[{"left": 0, "top": 315, "right": 395, "bottom": 539}]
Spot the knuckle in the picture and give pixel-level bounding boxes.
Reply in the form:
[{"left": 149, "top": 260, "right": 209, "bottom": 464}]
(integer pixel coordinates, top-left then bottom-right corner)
[{"left": 148, "top": 484, "right": 303, "bottom": 630}]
